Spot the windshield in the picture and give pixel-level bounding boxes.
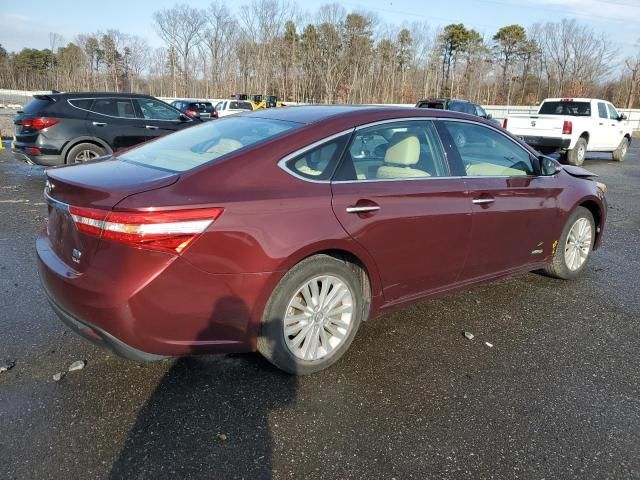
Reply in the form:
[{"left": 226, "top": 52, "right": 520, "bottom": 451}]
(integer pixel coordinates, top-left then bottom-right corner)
[
  {"left": 120, "top": 116, "right": 300, "bottom": 172},
  {"left": 539, "top": 101, "right": 591, "bottom": 117}
]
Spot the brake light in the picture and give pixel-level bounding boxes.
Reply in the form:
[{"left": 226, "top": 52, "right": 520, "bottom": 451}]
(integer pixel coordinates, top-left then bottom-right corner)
[
  {"left": 21, "top": 117, "right": 60, "bottom": 130},
  {"left": 502, "top": 118, "right": 508, "bottom": 129},
  {"left": 185, "top": 109, "right": 197, "bottom": 117},
  {"left": 68, "top": 206, "right": 224, "bottom": 254},
  {"left": 562, "top": 120, "right": 573, "bottom": 135},
  {"left": 25, "top": 147, "right": 41, "bottom": 155}
]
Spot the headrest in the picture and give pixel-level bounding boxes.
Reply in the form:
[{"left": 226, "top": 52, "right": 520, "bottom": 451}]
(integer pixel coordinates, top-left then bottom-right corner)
[{"left": 384, "top": 133, "right": 420, "bottom": 166}]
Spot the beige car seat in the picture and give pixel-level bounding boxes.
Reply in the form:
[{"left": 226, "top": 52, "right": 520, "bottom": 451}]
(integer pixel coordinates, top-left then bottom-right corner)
[{"left": 377, "top": 133, "right": 430, "bottom": 179}]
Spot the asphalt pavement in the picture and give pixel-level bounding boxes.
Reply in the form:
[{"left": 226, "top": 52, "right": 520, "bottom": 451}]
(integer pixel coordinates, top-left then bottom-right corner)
[{"left": 0, "top": 140, "right": 639, "bottom": 479}]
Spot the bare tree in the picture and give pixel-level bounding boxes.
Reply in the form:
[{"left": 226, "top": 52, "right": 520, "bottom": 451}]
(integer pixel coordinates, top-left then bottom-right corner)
[{"left": 153, "top": 4, "right": 207, "bottom": 96}]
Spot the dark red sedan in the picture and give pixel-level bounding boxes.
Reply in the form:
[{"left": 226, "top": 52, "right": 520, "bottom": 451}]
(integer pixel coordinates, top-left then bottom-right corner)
[{"left": 37, "top": 106, "right": 607, "bottom": 374}]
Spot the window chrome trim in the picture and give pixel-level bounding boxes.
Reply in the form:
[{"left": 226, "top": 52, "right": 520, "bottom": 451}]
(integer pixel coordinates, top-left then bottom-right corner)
[
  {"left": 279, "top": 116, "right": 539, "bottom": 184},
  {"left": 277, "top": 128, "right": 355, "bottom": 184},
  {"left": 67, "top": 97, "right": 189, "bottom": 122}
]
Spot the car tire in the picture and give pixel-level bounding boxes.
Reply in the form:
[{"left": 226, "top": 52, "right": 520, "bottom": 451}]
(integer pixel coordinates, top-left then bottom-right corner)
[
  {"left": 612, "top": 137, "right": 630, "bottom": 162},
  {"left": 544, "top": 206, "right": 596, "bottom": 280},
  {"left": 66, "top": 143, "right": 106, "bottom": 164},
  {"left": 257, "top": 254, "right": 366, "bottom": 375},
  {"left": 566, "top": 137, "right": 587, "bottom": 166}
]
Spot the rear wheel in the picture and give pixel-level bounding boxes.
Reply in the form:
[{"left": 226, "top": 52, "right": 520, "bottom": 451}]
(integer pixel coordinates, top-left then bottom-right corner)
[
  {"left": 612, "top": 137, "right": 630, "bottom": 162},
  {"left": 544, "top": 206, "right": 595, "bottom": 280},
  {"left": 66, "top": 143, "right": 106, "bottom": 164},
  {"left": 566, "top": 137, "right": 587, "bottom": 166},
  {"left": 257, "top": 255, "right": 366, "bottom": 375}
]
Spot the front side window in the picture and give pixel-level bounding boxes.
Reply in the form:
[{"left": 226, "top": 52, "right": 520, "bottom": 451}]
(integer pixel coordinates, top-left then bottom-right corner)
[
  {"left": 284, "top": 135, "right": 349, "bottom": 181},
  {"left": 121, "top": 117, "right": 300, "bottom": 172},
  {"left": 607, "top": 104, "right": 619, "bottom": 120},
  {"left": 442, "top": 121, "right": 534, "bottom": 176},
  {"left": 91, "top": 98, "right": 137, "bottom": 118},
  {"left": 475, "top": 105, "right": 488, "bottom": 117},
  {"left": 135, "top": 98, "right": 182, "bottom": 120},
  {"left": 334, "top": 121, "right": 449, "bottom": 181}
]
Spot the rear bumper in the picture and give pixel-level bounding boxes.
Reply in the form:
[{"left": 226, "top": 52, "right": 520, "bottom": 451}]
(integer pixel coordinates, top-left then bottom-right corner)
[
  {"left": 36, "top": 232, "right": 278, "bottom": 359},
  {"left": 12, "top": 147, "right": 62, "bottom": 166},
  {"left": 517, "top": 136, "right": 571, "bottom": 151},
  {"left": 45, "top": 289, "right": 168, "bottom": 361}
]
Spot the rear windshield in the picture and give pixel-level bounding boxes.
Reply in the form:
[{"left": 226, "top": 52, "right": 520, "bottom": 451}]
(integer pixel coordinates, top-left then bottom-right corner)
[
  {"left": 22, "top": 98, "right": 52, "bottom": 114},
  {"left": 230, "top": 101, "right": 253, "bottom": 110},
  {"left": 191, "top": 102, "right": 213, "bottom": 113},
  {"left": 539, "top": 101, "right": 591, "bottom": 116},
  {"left": 448, "top": 101, "right": 476, "bottom": 115},
  {"left": 120, "top": 116, "right": 300, "bottom": 172},
  {"left": 417, "top": 101, "right": 445, "bottom": 109}
]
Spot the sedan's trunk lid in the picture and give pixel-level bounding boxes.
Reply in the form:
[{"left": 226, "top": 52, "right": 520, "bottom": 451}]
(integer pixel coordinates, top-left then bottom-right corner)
[{"left": 44, "top": 157, "right": 179, "bottom": 272}]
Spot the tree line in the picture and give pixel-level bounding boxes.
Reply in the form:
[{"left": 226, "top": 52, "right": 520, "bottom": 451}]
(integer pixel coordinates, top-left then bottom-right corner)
[{"left": 0, "top": 0, "right": 638, "bottom": 107}]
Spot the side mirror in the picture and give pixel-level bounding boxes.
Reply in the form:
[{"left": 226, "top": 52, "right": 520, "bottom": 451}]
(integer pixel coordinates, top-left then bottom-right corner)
[
  {"left": 179, "top": 113, "right": 190, "bottom": 122},
  {"left": 538, "top": 155, "right": 561, "bottom": 176},
  {"left": 486, "top": 114, "right": 493, "bottom": 119},
  {"left": 618, "top": 114, "right": 627, "bottom": 121}
]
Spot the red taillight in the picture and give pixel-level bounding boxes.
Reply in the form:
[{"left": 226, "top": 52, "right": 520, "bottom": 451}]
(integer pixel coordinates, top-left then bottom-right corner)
[
  {"left": 22, "top": 117, "right": 60, "bottom": 130},
  {"left": 25, "top": 147, "right": 41, "bottom": 155},
  {"left": 502, "top": 118, "right": 508, "bottom": 129},
  {"left": 68, "top": 206, "right": 224, "bottom": 254},
  {"left": 185, "top": 109, "right": 198, "bottom": 118},
  {"left": 562, "top": 120, "right": 572, "bottom": 135}
]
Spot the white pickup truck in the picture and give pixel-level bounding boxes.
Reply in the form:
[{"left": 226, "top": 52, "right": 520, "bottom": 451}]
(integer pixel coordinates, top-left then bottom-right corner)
[{"left": 504, "top": 98, "right": 632, "bottom": 165}]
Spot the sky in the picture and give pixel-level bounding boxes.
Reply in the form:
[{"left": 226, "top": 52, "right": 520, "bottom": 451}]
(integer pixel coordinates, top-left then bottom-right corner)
[{"left": 0, "top": 0, "right": 638, "bottom": 57}]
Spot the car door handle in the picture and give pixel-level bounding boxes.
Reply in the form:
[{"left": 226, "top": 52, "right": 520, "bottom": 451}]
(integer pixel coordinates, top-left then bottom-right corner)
[
  {"left": 145, "top": 125, "right": 159, "bottom": 130},
  {"left": 598, "top": 122, "right": 604, "bottom": 125},
  {"left": 92, "top": 121, "right": 106, "bottom": 127},
  {"left": 346, "top": 205, "right": 380, "bottom": 213},
  {"left": 472, "top": 198, "right": 495, "bottom": 205}
]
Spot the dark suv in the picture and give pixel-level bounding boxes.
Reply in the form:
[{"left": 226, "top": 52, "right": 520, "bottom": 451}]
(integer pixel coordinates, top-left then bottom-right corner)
[
  {"left": 12, "top": 92, "right": 198, "bottom": 166},
  {"left": 415, "top": 98, "right": 499, "bottom": 124},
  {"left": 170, "top": 99, "right": 216, "bottom": 120}
]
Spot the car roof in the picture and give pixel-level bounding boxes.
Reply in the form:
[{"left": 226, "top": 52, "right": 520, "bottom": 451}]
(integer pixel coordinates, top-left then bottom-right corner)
[
  {"left": 245, "top": 105, "right": 482, "bottom": 126},
  {"left": 37, "top": 92, "right": 158, "bottom": 100}
]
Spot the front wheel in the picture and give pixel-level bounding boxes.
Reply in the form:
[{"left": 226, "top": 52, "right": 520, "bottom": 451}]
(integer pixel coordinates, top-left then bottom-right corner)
[
  {"left": 544, "top": 206, "right": 595, "bottom": 280},
  {"left": 257, "top": 255, "right": 366, "bottom": 375}
]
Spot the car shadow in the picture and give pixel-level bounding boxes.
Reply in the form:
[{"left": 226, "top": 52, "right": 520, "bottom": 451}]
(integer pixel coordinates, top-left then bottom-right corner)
[{"left": 109, "top": 297, "right": 297, "bottom": 480}]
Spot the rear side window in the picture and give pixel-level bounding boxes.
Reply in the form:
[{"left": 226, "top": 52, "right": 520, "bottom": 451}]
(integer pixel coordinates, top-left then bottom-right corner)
[
  {"left": 442, "top": 121, "right": 534, "bottom": 176},
  {"left": 91, "top": 98, "right": 137, "bottom": 118},
  {"left": 597, "top": 102, "right": 608, "bottom": 119},
  {"left": 69, "top": 98, "right": 93, "bottom": 110},
  {"left": 448, "top": 101, "right": 476, "bottom": 115},
  {"left": 334, "top": 121, "right": 449, "bottom": 181},
  {"left": 121, "top": 116, "right": 300, "bottom": 172},
  {"left": 22, "top": 98, "right": 52, "bottom": 114},
  {"left": 284, "top": 135, "right": 349, "bottom": 181},
  {"left": 539, "top": 101, "right": 591, "bottom": 117}
]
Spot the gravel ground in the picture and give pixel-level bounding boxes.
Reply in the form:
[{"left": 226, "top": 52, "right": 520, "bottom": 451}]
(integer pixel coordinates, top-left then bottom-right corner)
[{"left": 0, "top": 140, "right": 638, "bottom": 480}]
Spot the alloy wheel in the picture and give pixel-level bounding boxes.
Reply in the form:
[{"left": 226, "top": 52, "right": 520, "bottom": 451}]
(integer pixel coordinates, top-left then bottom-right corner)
[
  {"left": 74, "top": 149, "right": 99, "bottom": 163},
  {"left": 564, "top": 217, "right": 592, "bottom": 271},
  {"left": 283, "top": 275, "right": 354, "bottom": 361}
]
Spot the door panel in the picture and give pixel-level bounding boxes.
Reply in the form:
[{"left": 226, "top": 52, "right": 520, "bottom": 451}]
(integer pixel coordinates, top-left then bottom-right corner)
[
  {"left": 438, "top": 119, "right": 560, "bottom": 279},
  {"left": 332, "top": 180, "right": 472, "bottom": 302},
  {"left": 133, "top": 98, "right": 193, "bottom": 141},
  {"left": 461, "top": 176, "right": 560, "bottom": 279},
  {"left": 86, "top": 98, "right": 146, "bottom": 151}
]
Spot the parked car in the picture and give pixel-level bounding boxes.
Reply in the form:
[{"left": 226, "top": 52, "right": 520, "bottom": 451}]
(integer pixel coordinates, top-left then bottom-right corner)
[
  {"left": 416, "top": 98, "right": 498, "bottom": 124},
  {"left": 12, "top": 92, "right": 198, "bottom": 166},
  {"left": 170, "top": 99, "right": 216, "bottom": 120},
  {"left": 214, "top": 99, "right": 254, "bottom": 117},
  {"left": 38, "top": 106, "right": 607, "bottom": 375},
  {"left": 504, "top": 98, "right": 632, "bottom": 165}
]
